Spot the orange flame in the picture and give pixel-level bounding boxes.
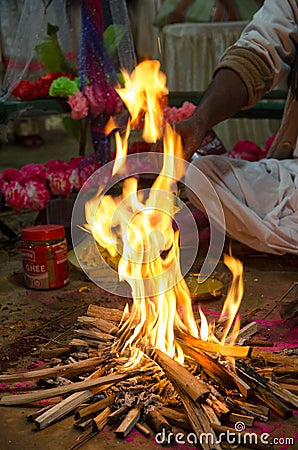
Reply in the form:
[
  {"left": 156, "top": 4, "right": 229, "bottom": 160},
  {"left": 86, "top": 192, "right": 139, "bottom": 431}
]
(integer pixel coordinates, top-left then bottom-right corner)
[
  {"left": 85, "top": 61, "right": 244, "bottom": 369},
  {"left": 85, "top": 61, "right": 197, "bottom": 367},
  {"left": 198, "top": 253, "right": 244, "bottom": 353}
]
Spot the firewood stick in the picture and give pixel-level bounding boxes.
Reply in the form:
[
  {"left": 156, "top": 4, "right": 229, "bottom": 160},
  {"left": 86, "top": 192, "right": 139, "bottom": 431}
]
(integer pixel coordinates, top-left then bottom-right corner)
[
  {"left": 201, "top": 404, "right": 221, "bottom": 426},
  {"left": 180, "top": 344, "right": 251, "bottom": 398},
  {"left": 205, "top": 397, "right": 230, "bottom": 418},
  {"left": 108, "top": 405, "right": 128, "bottom": 423},
  {"left": 171, "top": 379, "right": 221, "bottom": 450},
  {"left": 26, "top": 404, "right": 54, "bottom": 422},
  {"left": 92, "top": 406, "right": 111, "bottom": 431},
  {"left": 226, "top": 398, "right": 268, "bottom": 422},
  {"left": 135, "top": 422, "right": 151, "bottom": 437},
  {"left": 236, "top": 361, "right": 298, "bottom": 411},
  {"left": 278, "top": 383, "right": 298, "bottom": 394},
  {"left": 158, "top": 406, "right": 192, "bottom": 430},
  {"left": 242, "top": 340, "right": 273, "bottom": 347},
  {"left": 87, "top": 304, "right": 124, "bottom": 323},
  {"left": 68, "top": 428, "right": 97, "bottom": 450},
  {"left": 236, "top": 361, "right": 268, "bottom": 390},
  {"left": 250, "top": 350, "right": 298, "bottom": 368},
  {"left": 273, "top": 367, "right": 298, "bottom": 376},
  {"left": 115, "top": 404, "right": 143, "bottom": 438},
  {"left": 74, "top": 394, "right": 117, "bottom": 421},
  {"left": 0, "top": 357, "right": 104, "bottom": 383},
  {"left": 225, "top": 322, "right": 258, "bottom": 344},
  {"left": 40, "top": 346, "right": 71, "bottom": 359},
  {"left": 233, "top": 400, "right": 269, "bottom": 418},
  {"left": 0, "top": 371, "right": 137, "bottom": 406},
  {"left": 73, "top": 417, "right": 93, "bottom": 431},
  {"left": 70, "top": 338, "right": 89, "bottom": 346},
  {"left": 147, "top": 407, "right": 172, "bottom": 434},
  {"left": 144, "top": 346, "right": 210, "bottom": 404},
  {"left": 228, "top": 413, "right": 254, "bottom": 427},
  {"left": 77, "top": 316, "right": 119, "bottom": 334},
  {"left": 180, "top": 334, "right": 251, "bottom": 358},
  {"left": 35, "top": 390, "right": 93, "bottom": 430},
  {"left": 255, "top": 386, "right": 293, "bottom": 419},
  {"left": 74, "top": 329, "right": 115, "bottom": 342},
  {"left": 212, "top": 424, "right": 274, "bottom": 450},
  {"left": 267, "top": 380, "right": 298, "bottom": 409}
]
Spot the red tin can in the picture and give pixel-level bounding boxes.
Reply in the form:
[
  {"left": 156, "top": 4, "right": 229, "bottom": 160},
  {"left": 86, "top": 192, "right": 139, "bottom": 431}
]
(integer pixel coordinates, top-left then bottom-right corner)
[{"left": 21, "top": 225, "right": 69, "bottom": 290}]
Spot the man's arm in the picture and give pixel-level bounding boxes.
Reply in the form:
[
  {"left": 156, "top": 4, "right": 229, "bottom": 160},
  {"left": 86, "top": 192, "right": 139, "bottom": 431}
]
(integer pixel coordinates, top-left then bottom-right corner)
[{"left": 175, "top": 68, "right": 248, "bottom": 160}]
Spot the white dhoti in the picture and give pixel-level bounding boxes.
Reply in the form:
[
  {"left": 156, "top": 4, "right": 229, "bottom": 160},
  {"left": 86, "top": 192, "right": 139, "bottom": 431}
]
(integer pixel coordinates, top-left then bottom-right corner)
[{"left": 186, "top": 155, "right": 298, "bottom": 255}]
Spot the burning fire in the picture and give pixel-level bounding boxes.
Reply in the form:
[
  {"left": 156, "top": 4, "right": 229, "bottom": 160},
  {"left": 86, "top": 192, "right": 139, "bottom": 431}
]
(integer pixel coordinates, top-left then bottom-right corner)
[
  {"left": 84, "top": 60, "right": 244, "bottom": 368},
  {"left": 199, "top": 254, "right": 243, "bottom": 347}
]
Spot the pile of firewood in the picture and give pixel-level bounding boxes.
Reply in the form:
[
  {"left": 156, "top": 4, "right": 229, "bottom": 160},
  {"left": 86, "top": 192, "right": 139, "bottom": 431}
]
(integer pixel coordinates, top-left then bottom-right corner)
[{"left": 0, "top": 304, "right": 297, "bottom": 450}]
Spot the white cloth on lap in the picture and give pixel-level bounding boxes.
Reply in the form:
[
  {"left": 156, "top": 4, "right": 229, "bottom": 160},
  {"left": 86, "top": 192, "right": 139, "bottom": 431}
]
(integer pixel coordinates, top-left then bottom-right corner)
[{"left": 186, "top": 155, "right": 298, "bottom": 255}]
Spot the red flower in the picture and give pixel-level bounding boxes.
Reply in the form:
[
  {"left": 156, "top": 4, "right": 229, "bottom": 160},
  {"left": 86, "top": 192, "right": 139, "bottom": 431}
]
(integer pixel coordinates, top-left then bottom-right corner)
[
  {"left": 25, "top": 180, "right": 50, "bottom": 211},
  {"left": 11, "top": 73, "right": 75, "bottom": 100},
  {"left": 11, "top": 80, "right": 37, "bottom": 101},
  {"left": 0, "top": 168, "right": 24, "bottom": 191},
  {"left": 229, "top": 140, "right": 265, "bottom": 162},
  {"left": 2, "top": 181, "right": 29, "bottom": 212},
  {"left": 47, "top": 170, "right": 72, "bottom": 197},
  {"left": 20, "top": 163, "right": 46, "bottom": 182},
  {"left": 68, "top": 156, "right": 85, "bottom": 169},
  {"left": 34, "top": 74, "right": 54, "bottom": 98},
  {"left": 44, "top": 159, "right": 69, "bottom": 171}
]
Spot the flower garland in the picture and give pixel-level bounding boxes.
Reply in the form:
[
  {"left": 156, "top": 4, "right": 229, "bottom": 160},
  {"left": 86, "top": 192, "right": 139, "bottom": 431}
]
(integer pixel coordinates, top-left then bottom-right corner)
[
  {"left": 11, "top": 72, "right": 76, "bottom": 101},
  {"left": 0, "top": 155, "right": 101, "bottom": 212},
  {"left": 0, "top": 95, "right": 275, "bottom": 213}
]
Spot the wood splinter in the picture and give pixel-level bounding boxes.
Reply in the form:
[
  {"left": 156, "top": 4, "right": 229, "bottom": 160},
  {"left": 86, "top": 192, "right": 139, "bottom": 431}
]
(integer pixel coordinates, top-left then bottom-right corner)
[{"left": 115, "top": 404, "right": 143, "bottom": 438}]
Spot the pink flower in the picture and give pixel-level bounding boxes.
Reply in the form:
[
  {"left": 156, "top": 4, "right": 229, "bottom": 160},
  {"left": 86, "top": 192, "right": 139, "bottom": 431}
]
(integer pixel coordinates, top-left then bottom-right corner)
[
  {"left": 67, "top": 90, "right": 89, "bottom": 120},
  {"left": 25, "top": 180, "right": 50, "bottom": 211},
  {"left": 163, "top": 101, "right": 196, "bottom": 124},
  {"left": 20, "top": 163, "right": 46, "bottom": 182},
  {"left": 2, "top": 181, "right": 29, "bottom": 211},
  {"left": 84, "top": 85, "right": 106, "bottom": 117},
  {"left": 47, "top": 170, "right": 72, "bottom": 197}
]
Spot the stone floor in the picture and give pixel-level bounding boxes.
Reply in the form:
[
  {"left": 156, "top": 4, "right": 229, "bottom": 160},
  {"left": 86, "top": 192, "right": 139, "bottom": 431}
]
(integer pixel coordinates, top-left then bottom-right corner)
[{"left": 0, "top": 123, "right": 297, "bottom": 449}]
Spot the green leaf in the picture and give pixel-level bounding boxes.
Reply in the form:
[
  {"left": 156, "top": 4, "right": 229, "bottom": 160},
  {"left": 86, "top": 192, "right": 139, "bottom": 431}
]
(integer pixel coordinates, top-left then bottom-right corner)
[
  {"left": 103, "top": 24, "right": 127, "bottom": 56},
  {"left": 35, "top": 23, "right": 75, "bottom": 74}
]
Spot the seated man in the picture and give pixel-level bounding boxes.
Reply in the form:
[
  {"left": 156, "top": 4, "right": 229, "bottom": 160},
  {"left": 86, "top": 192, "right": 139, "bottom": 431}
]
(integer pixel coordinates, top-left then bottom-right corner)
[{"left": 175, "top": 0, "right": 298, "bottom": 255}]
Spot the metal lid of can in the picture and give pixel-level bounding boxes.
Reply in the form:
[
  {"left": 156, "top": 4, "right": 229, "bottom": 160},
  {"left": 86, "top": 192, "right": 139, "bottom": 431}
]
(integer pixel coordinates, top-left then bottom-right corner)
[{"left": 22, "top": 224, "right": 65, "bottom": 241}]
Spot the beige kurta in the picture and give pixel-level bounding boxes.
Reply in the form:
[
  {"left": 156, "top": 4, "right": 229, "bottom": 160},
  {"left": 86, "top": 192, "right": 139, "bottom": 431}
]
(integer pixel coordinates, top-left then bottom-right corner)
[{"left": 186, "top": 156, "right": 298, "bottom": 255}]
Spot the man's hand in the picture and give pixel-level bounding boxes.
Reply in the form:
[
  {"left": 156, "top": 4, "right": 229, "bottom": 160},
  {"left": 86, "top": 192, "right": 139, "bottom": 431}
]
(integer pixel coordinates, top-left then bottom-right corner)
[{"left": 174, "top": 113, "right": 208, "bottom": 161}]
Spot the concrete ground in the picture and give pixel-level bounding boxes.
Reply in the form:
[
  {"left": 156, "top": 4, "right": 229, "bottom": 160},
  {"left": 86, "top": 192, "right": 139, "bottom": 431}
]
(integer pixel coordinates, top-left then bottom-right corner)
[{"left": 0, "top": 121, "right": 297, "bottom": 449}]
